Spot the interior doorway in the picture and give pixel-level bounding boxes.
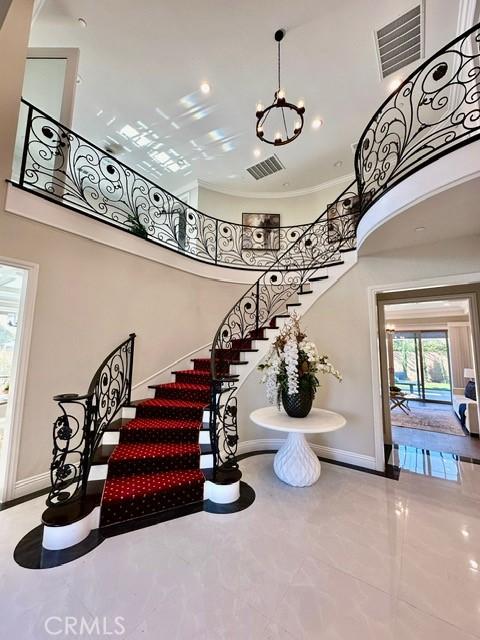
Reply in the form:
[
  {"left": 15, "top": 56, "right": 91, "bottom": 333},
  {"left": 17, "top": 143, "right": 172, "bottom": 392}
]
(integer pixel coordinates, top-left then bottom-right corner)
[
  {"left": 0, "top": 261, "right": 37, "bottom": 502},
  {"left": 378, "top": 286, "right": 480, "bottom": 461}
]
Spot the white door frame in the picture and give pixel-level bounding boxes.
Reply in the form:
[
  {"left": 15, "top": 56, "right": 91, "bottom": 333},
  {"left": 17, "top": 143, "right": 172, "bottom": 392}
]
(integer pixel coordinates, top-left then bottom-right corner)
[
  {"left": 368, "top": 270, "right": 480, "bottom": 471},
  {"left": 26, "top": 47, "right": 79, "bottom": 126},
  {"left": 0, "top": 256, "right": 38, "bottom": 502}
]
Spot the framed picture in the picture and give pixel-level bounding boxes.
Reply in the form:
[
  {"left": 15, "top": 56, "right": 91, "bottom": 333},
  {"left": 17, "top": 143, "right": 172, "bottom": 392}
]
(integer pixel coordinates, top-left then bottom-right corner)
[{"left": 242, "top": 213, "right": 280, "bottom": 251}]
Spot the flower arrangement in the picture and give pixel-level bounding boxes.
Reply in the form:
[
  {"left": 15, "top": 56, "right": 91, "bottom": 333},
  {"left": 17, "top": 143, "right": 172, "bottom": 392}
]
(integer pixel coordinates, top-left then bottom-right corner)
[{"left": 258, "top": 312, "right": 342, "bottom": 413}]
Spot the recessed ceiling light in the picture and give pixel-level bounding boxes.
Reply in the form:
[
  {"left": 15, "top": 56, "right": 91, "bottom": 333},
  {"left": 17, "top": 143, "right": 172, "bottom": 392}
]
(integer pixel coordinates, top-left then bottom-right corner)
[
  {"left": 334, "top": 160, "right": 343, "bottom": 168},
  {"left": 200, "top": 82, "right": 211, "bottom": 94},
  {"left": 253, "top": 148, "right": 261, "bottom": 158},
  {"left": 389, "top": 77, "right": 402, "bottom": 92},
  {"left": 312, "top": 118, "right": 323, "bottom": 129},
  {"left": 78, "top": 17, "right": 87, "bottom": 28},
  {"left": 282, "top": 182, "right": 290, "bottom": 187},
  {"left": 415, "top": 226, "right": 426, "bottom": 232}
]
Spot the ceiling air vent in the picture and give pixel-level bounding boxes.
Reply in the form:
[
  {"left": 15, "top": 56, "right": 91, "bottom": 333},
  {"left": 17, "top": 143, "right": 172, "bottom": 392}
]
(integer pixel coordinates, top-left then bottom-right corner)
[
  {"left": 246, "top": 154, "right": 285, "bottom": 180},
  {"left": 375, "top": 4, "right": 423, "bottom": 79}
]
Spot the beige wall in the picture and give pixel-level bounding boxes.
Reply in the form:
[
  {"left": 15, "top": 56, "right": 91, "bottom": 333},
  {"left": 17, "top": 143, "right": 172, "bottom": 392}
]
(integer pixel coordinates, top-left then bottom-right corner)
[
  {"left": 2, "top": 212, "right": 244, "bottom": 480},
  {"left": 197, "top": 177, "right": 353, "bottom": 226},
  {"left": 238, "top": 234, "right": 480, "bottom": 459}
]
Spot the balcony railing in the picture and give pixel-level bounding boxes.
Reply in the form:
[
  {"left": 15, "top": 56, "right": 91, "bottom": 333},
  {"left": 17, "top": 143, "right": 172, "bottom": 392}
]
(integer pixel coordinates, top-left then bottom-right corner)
[{"left": 15, "top": 100, "right": 330, "bottom": 273}]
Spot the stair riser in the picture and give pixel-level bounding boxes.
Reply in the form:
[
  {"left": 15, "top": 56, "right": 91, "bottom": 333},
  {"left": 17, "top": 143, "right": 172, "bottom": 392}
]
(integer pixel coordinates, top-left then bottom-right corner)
[
  {"left": 154, "top": 388, "right": 210, "bottom": 402},
  {"left": 100, "top": 480, "right": 205, "bottom": 528},
  {"left": 175, "top": 372, "right": 211, "bottom": 384},
  {"left": 108, "top": 453, "right": 201, "bottom": 477},
  {"left": 120, "top": 428, "right": 201, "bottom": 445},
  {"left": 136, "top": 406, "right": 204, "bottom": 421},
  {"left": 91, "top": 454, "right": 213, "bottom": 482},
  {"left": 191, "top": 359, "right": 211, "bottom": 372}
]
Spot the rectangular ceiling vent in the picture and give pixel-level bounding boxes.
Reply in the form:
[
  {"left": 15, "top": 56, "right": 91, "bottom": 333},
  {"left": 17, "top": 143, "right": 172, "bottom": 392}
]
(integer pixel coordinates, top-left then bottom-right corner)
[
  {"left": 375, "top": 4, "right": 423, "bottom": 79},
  {"left": 246, "top": 154, "right": 285, "bottom": 180}
]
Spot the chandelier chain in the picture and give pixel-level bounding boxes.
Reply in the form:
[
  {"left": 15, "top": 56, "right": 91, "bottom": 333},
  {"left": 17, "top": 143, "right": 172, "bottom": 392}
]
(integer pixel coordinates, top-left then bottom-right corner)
[{"left": 277, "top": 40, "right": 281, "bottom": 91}]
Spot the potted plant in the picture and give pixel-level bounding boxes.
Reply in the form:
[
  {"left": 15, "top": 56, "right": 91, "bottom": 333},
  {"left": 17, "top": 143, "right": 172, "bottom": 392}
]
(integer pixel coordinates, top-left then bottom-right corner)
[{"left": 258, "top": 312, "right": 342, "bottom": 417}]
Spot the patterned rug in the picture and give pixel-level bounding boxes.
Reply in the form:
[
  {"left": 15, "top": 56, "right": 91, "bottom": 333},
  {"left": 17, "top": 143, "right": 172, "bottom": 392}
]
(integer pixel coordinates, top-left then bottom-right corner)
[{"left": 391, "top": 402, "right": 465, "bottom": 436}]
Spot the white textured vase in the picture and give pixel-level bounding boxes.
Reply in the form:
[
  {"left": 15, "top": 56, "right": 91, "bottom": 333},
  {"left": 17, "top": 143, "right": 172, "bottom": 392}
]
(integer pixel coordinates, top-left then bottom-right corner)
[{"left": 273, "top": 432, "right": 321, "bottom": 487}]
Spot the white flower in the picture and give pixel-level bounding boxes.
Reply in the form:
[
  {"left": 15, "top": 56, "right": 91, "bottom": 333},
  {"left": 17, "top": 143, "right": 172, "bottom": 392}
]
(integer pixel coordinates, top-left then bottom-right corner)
[{"left": 284, "top": 337, "right": 299, "bottom": 394}]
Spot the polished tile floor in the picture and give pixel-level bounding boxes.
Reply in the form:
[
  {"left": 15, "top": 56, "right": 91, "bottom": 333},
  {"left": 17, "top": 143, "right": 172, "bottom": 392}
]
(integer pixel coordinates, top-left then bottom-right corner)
[
  {"left": 393, "top": 424, "right": 480, "bottom": 458},
  {"left": 2, "top": 452, "right": 480, "bottom": 639}
]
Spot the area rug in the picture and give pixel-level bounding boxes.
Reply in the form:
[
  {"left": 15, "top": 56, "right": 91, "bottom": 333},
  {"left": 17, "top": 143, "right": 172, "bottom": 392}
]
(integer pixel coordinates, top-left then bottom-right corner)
[{"left": 391, "top": 402, "right": 465, "bottom": 436}]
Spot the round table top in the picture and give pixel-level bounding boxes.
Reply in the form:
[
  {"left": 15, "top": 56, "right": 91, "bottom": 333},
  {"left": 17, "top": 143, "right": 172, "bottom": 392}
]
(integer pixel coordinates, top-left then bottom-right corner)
[{"left": 250, "top": 406, "right": 346, "bottom": 434}]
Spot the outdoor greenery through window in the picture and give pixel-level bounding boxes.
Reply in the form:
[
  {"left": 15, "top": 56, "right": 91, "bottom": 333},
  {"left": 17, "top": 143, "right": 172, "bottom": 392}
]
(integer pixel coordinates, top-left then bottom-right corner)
[{"left": 393, "top": 330, "right": 452, "bottom": 403}]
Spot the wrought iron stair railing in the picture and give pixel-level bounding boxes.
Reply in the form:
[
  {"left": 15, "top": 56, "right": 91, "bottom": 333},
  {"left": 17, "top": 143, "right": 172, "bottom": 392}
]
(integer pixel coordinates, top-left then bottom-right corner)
[
  {"left": 356, "top": 21, "right": 480, "bottom": 211},
  {"left": 34, "top": 22, "right": 480, "bottom": 493},
  {"left": 48, "top": 333, "right": 135, "bottom": 506},
  {"left": 210, "top": 21, "right": 480, "bottom": 480},
  {"left": 15, "top": 99, "right": 320, "bottom": 273},
  {"left": 209, "top": 181, "right": 359, "bottom": 478}
]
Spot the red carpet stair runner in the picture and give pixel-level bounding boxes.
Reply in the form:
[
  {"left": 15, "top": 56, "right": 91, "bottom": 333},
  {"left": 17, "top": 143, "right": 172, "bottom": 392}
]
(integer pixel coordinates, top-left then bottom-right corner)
[{"left": 99, "top": 339, "right": 255, "bottom": 527}]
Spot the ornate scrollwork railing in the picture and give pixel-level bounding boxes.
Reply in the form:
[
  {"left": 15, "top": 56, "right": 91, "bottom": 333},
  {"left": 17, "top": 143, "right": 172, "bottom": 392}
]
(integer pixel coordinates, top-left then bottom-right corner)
[
  {"left": 47, "top": 333, "right": 135, "bottom": 506},
  {"left": 16, "top": 99, "right": 323, "bottom": 272},
  {"left": 210, "top": 22, "right": 480, "bottom": 479},
  {"left": 356, "top": 22, "right": 480, "bottom": 215},
  {"left": 209, "top": 182, "right": 359, "bottom": 478}
]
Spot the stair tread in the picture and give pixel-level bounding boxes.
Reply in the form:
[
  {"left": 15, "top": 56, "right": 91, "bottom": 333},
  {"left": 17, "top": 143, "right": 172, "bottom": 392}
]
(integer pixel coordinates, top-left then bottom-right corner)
[
  {"left": 122, "top": 417, "right": 204, "bottom": 430},
  {"left": 102, "top": 469, "right": 205, "bottom": 503}
]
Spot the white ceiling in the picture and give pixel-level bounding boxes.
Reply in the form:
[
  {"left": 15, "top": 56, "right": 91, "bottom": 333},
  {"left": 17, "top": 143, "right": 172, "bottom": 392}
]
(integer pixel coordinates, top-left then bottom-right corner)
[
  {"left": 29, "top": 0, "right": 463, "bottom": 195},
  {"left": 385, "top": 299, "right": 470, "bottom": 320},
  {"left": 359, "top": 176, "right": 480, "bottom": 255}
]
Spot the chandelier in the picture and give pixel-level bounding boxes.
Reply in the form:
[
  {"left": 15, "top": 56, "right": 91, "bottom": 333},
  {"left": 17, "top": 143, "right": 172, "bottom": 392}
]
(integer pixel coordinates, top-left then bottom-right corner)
[{"left": 256, "top": 29, "right": 305, "bottom": 146}]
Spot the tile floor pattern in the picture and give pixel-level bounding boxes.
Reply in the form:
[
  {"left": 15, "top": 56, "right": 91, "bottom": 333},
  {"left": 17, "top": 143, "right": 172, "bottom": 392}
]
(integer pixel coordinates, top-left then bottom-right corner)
[{"left": 2, "top": 453, "right": 480, "bottom": 639}]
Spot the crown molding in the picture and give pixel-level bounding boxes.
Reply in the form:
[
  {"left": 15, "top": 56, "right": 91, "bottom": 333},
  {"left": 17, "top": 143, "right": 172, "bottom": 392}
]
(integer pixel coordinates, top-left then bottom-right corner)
[{"left": 178, "top": 173, "right": 355, "bottom": 200}]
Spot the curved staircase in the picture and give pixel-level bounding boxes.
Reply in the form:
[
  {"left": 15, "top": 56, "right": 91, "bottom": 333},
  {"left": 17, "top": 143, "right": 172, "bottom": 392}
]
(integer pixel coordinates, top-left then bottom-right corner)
[
  {"left": 88, "top": 251, "right": 356, "bottom": 530},
  {"left": 36, "top": 22, "right": 480, "bottom": 555}
]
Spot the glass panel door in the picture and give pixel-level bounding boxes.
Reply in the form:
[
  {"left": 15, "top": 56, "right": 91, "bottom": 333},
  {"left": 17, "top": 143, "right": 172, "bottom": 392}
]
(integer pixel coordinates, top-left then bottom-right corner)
[
  {"left": 392, "top": 332, "right": 422, "bottom": 398},
  {"left": 420, "top": 330, "right": 452, "bottom": 403}
]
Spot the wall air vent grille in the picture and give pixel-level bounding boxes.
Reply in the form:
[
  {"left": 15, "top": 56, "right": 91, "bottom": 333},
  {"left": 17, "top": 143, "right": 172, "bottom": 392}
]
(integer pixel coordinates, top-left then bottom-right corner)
[
  {"left": 246, "top": 154, "right": 285, "bottom": 180},
  {"left": 375, "top": 4, "right": 423, "bottom": 79}
]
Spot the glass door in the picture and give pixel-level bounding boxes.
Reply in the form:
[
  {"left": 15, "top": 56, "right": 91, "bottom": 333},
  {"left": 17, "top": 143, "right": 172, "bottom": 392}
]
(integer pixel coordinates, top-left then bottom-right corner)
[
  {"left": 392, "top": 330, "right": 452, "bottom": 403},
  {"left": 420, "top": 330, "right": 452, "bottom": 403},
  {"left": 392, "top": 332, "right": 422, "bottom": 398}
]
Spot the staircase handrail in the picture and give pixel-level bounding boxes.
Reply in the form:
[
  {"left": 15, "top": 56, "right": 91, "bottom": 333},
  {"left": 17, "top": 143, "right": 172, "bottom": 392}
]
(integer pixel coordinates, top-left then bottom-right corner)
[{"left": 47, "top": 333, "right": 136, "bottom": 506}]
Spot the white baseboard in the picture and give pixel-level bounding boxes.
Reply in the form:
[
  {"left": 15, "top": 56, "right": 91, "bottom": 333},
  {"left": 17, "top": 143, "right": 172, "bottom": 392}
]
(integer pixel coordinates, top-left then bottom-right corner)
[
  {"left": 237, "top": 438, "right": 377, "bottom": 471},
  {"left": 14, "top": 470, "right": 50, "bottom": 499}
]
